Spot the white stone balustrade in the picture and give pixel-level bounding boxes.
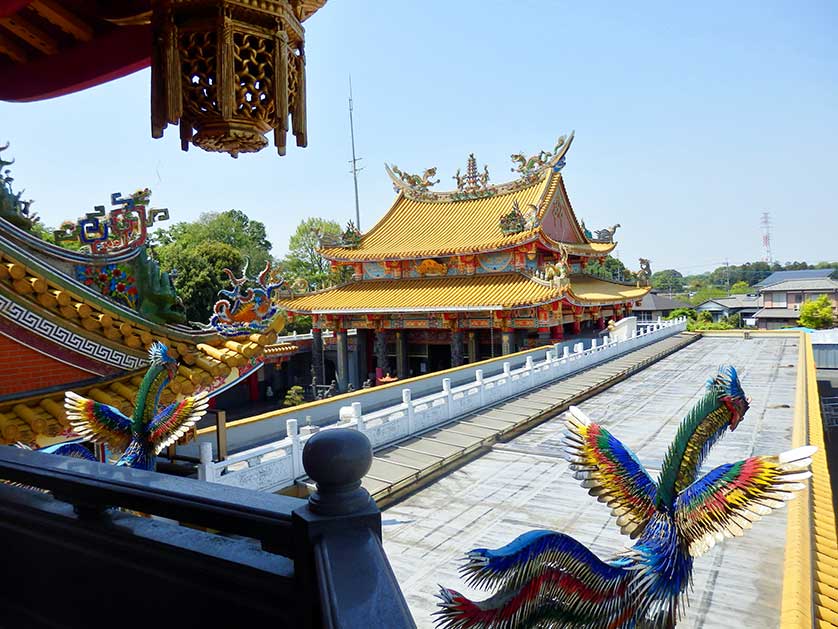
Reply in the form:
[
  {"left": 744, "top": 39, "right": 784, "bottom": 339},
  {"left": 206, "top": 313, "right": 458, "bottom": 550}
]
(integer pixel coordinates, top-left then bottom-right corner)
[{"left": 197, "top": 318, "right": 688, "bottom": 492}]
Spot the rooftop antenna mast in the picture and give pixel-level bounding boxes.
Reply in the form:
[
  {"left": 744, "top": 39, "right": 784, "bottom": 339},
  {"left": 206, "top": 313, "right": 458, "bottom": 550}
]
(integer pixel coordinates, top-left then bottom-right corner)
[
  {"left": 760, "top": 212, "right": 773, "bottom": 264},
  {"left": 348, "top": 75, "right": 363, "bottom": 229}
]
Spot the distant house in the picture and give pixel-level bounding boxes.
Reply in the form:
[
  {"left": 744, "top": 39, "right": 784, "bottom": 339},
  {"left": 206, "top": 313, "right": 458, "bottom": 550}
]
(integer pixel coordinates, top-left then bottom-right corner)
[
  {"left": 753, "top": 277, "right": 838, "bottom": 330},
  {"left": 695, "top": 295, "right": 763, "bottom": 324},
  {"left": 754, "top": 268, "right": 836, "bottom": 289},
  {"left": 633, "top": 293, "right": 690, "bottom": 323}
]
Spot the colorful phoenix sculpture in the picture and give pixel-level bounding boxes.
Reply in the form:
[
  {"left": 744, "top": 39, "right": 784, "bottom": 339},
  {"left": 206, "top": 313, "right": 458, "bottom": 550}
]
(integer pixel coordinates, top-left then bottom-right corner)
[
  {"left": 436, "top": 366, "right": 815, "bottom": 628},
  {"left": 63, "top": 342, "right": 208, "bottom": 471}
]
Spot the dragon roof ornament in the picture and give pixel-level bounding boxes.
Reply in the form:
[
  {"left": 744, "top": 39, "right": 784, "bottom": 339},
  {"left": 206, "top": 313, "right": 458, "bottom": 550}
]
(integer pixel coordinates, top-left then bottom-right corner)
[
  {"left": 383, "top": 131, "right": 575, "bottom": 203},
  {"left": 210, "top": 260, "right": 287, "bottom": 337}
]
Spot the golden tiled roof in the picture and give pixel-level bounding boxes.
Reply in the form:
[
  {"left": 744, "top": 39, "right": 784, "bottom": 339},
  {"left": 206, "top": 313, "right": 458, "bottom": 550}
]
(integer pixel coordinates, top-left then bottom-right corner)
[
  {"left": 320, "top": 177, "right": 552, "bottom": 262},
  {"left": 279, "top": 273, "right": 648, "bottom": 315},
  {"left": 566, "top": 275, "right": 650, "bottom": 304},
  {"left": 279, "top": 273, "right": 562, "bottom": 313}
]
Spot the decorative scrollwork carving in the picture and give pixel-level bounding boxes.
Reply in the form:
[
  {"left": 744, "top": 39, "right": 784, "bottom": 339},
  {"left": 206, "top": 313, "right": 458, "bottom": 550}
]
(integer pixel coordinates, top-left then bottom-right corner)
[{"left": 52, "top": 189, "right": 169, "bottom": 255}]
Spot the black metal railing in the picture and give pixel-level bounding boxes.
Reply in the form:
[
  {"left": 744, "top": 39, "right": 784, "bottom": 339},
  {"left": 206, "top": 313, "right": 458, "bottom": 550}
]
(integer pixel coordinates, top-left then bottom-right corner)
[{"left": 0, "top": 428, "right": 415, "bottom": 628}]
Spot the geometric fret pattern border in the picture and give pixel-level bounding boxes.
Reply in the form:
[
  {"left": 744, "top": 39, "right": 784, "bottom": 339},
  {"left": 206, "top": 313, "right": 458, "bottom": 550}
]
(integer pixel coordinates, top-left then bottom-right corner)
[{"left": 0, "top": 293, "right": 147, "bottom": 371}]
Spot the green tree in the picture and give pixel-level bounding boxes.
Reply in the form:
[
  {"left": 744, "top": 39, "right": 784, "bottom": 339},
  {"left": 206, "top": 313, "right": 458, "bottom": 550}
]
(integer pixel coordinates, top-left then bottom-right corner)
[
  {"left": 798, "top": 295, "right": 835, "bottom": 329},
  {"left": 651, "top": 269, "right": 684, "bottom": 293},
  {"left": 283, "top": 217, "right": 348, "bottom": 289},
  {"left": 665, "top": 307, "right": 697, "bottom": 321},
  {"left": 160, "top": 241, "right": 244, "bottom": 322},
  {"left": 156, "top": 210, "right": 272, "bottom": 272},
  {"left": 585, "top": 256, "right": 633, "bottom": 282},
  {"left": 729, "top": 281, "right": 750, "bottom": 294}
]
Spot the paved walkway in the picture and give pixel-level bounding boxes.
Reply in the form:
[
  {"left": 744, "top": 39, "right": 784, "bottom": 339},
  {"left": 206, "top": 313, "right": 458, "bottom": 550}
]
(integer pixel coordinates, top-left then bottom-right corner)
[
  {"left": 363, "top": 332, "right": 697, "bottom": 506},
  {"left": 382, "top": 336, "right": 800, "bottom": 628}
]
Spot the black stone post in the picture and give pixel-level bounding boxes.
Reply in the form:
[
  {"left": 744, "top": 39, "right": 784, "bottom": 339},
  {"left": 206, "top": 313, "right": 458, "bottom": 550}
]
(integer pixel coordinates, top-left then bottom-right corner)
[
  {"left": 302, "top": 428, "right": 373, "bottom": 516},
  {"left": 336, "top": 329, "right": 349, "bottom": 393},
  {"left": 374, "top": 329, "right": 389, "bottom": 378},
  {"left": 311, "top": 328, "right": 324, "bottom": 390},
  {"left": 395, "top": 331, "right": 408, "bottom": 379},
  {"left": 451, "top": 330, "right": 464, "bottom": 367},
  {"left": 468, "top": 331, "right": 479, "bottom": 363},
  {"left": 292, "top": 429, "right": 414, "bottom": 627}
]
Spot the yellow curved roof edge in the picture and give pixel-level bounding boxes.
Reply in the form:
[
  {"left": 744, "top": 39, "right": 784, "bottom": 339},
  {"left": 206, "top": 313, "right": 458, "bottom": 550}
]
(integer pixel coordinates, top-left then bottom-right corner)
[{"left": 780, "top": 332, "right": 837, "bottom": 628}]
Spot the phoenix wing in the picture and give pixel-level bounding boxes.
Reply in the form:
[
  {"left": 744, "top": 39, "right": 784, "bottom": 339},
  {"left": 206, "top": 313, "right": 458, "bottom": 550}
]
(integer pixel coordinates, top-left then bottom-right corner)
[
  {"left": 674, "top": 445, "right": 815, "bottom": 557},
  {"left": 563, "top": 405, "right": 658, "bottom": 538},
  {"left": 436, "top": 529, "right": 632, "bottom": 629},
  {"left": 146, "top": 391, "right": 209, "bottom": 454},
  {"left": 65, "top": 390, "right": 132, "bottom": 451}
]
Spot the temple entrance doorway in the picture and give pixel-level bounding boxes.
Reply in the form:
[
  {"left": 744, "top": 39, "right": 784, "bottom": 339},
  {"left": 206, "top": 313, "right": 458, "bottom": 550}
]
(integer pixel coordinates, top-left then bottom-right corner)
[{"left": 428, "top": 344, "right": 452, "bottom": 373}]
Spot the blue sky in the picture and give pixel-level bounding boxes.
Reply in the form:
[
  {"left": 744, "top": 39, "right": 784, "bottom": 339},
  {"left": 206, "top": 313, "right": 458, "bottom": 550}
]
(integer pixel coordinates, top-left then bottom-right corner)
[{"left": 1, "top": 0, "right": 836, "bottom": 274}]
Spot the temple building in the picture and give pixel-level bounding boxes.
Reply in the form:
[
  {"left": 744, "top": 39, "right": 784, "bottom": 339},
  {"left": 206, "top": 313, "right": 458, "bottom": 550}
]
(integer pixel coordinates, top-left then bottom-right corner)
[{"left": 279, "top": 134, "right": 651, "bottom": 389}]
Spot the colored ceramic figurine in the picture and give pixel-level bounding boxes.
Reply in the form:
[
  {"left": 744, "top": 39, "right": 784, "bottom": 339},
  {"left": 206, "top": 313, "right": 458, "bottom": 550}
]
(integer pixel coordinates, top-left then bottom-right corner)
[
  {"left": 65, "top": 342, "right": 208, "bottom": 471},
  {"left": 436, "top": 366, "right": 814, "bottom": 628},
  {"left": 210, "top": 260, "right": 285, "bottom": 337}
]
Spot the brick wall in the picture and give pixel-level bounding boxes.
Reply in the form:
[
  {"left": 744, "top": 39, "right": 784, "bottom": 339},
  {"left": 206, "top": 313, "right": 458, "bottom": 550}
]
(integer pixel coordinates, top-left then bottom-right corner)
[{"left": 0, "top": 335, "right": 91, "bottom": 396}]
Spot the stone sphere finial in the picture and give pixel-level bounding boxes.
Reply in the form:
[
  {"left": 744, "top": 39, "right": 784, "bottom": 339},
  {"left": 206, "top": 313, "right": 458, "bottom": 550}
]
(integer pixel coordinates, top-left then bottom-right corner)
[{"left": 302, "top": 428, "right": 373, "bottom": 515}]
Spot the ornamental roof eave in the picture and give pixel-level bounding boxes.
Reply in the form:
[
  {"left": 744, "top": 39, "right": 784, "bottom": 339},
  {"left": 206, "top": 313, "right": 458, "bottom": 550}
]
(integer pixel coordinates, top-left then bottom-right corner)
[{"left": 278, "top": 272, "right": 649, "bottom": 316}]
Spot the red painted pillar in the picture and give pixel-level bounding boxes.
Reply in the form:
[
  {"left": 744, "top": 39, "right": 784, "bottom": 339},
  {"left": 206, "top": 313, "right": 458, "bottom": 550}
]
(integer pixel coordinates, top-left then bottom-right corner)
[
  {"left": 572, "top": 319, "right": 581, "bottom": 335},
  {"left": 248, "top": 371, "right": 259, "bottom": 401},
  {"left": 550, "top": 325, "right": 563, "bottom": 341},
  {"left": 597, "top": 317, "right": 605, "bottom": 330}
]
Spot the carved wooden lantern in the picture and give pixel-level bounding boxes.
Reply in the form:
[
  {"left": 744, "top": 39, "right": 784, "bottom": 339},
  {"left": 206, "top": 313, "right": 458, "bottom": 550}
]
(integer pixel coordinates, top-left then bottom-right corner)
[{"left": 151, "top": 0, "right": 308, "bottom": 157}]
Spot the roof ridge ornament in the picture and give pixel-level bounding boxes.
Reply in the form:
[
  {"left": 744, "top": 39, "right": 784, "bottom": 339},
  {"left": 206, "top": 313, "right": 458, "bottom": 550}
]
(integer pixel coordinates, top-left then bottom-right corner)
[
  {"left": 384, "top": 164, "right": 439, "bottom": 199},
  {"left": 453, "top": 153, "right": 493, "bottom": 199},
  {"left": 499, "top": 199, "right": 540, "bottom": 235},
  {"left": 510, "top": 131, "right": 575, "bottom": 181}
]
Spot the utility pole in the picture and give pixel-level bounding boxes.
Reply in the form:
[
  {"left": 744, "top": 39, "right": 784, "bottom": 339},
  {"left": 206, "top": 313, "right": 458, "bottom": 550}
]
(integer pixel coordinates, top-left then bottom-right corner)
[
  {"left": 760, "top": 212, "right": 773, "bottom": 264},
  {"left": 348, "top": 76, "right": 363, "bottom": 230}
]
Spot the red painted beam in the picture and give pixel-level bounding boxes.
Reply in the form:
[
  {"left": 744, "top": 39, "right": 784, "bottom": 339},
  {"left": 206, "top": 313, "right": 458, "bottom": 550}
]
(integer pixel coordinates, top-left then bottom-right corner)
[
  {"left": 0, "top": 1, "right": 34, "bottom": 19},
  {"left": 0, "top": 24, "right": 151, "bottom": 102}
]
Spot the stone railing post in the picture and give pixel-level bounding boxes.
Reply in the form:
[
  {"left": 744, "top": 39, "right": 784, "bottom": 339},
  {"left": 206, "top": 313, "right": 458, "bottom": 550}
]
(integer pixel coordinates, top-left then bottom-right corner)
[
  {"left": 443, "top": 378, "right": 453, "bottom": 420},
  {"left": 301, "top": 428, "right": 373, "bottom": 517},
  {"left": 563, "top": 346, "right": 570, "bottom": 360},
  {"left": 476, "top": 369, "right": 485, "bottom": 406},
  {"left": 503, "top": 362, "right": 512, "bottom": 397},
  {"left": 402, "top": 389, "right": 415, "bottom": 435},
  {"left": 525, "top": 356, "right": 535, "bottom": 388},
  {"left": 197, "top": 441, "right": 214, "bottom": 482},
  {"left": 351, "top": 402, "right": 364, "bottom": 435},
  {"left": 293, "top": 428, "right": 413, "bottom": 627},
  {"left": 287, "top": 418, "right": 302, "bottom": 479}
]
